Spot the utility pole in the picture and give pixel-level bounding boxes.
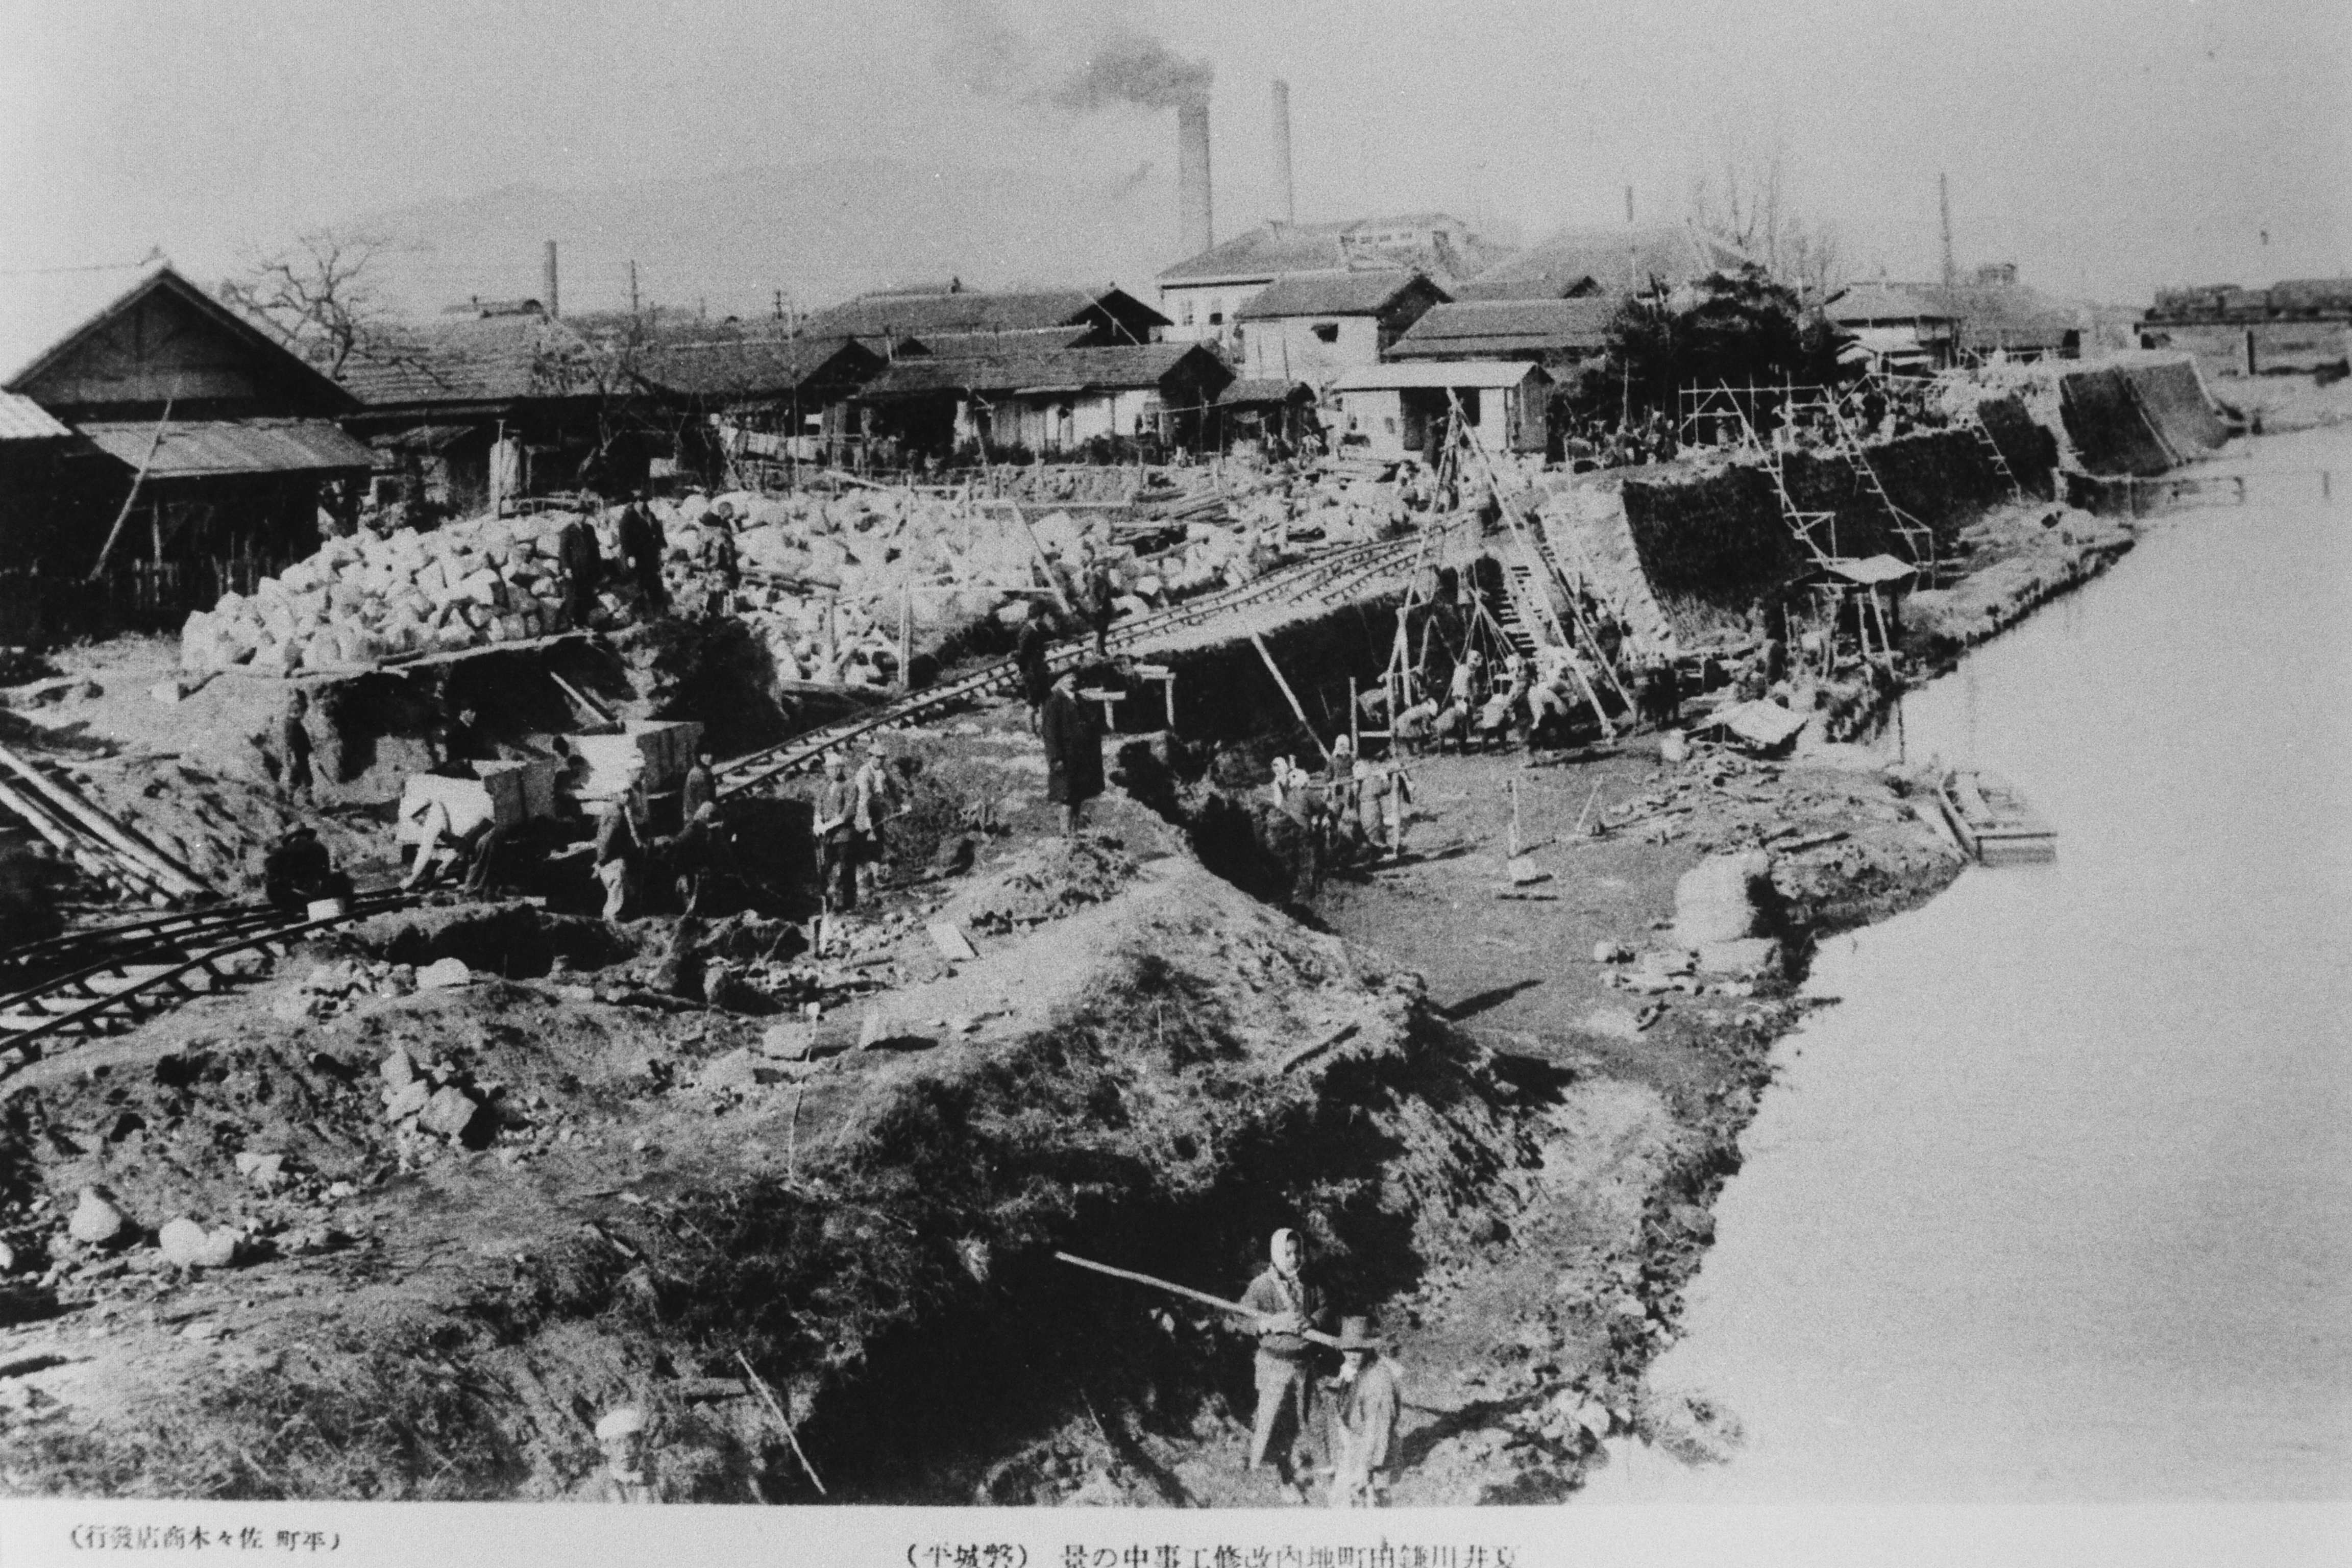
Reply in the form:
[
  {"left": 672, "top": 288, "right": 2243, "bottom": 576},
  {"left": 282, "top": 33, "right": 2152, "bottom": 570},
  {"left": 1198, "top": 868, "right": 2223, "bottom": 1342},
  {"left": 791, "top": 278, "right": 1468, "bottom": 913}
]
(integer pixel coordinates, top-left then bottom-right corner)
[
  {"left": 629, "top": 260, "right": 641, "bottom": 318},
  {"left": 1939, "top": 173, "right": 1957, "bottom": 293},
  {"left": 774, "top": 289, "right": 785, "bottom": 322}
]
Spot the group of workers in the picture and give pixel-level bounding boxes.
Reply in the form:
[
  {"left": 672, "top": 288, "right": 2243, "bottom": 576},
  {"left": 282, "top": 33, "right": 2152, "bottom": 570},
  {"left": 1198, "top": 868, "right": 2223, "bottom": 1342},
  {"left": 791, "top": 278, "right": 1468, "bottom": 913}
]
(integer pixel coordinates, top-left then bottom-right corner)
[
  {"left": 811, "top": 737, "right": 903, "bottom": 917},
  {"left": 556, "top": 489, "right": 678, "bottom": 630},
  {"left": 1268, "top": 733, "right": 1413, "bottom": 889}
]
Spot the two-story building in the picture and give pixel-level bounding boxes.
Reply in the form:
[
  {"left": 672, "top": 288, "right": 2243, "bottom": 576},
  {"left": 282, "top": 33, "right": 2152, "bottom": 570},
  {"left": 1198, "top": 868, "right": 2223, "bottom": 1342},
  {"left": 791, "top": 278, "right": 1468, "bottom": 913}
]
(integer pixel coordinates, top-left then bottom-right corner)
[
  {"left": 1157, "top": 214, "right": 1507, "bottom": 356},
  {"left": 1231, "top": 271, "right": 1449, "bottom": 388}
]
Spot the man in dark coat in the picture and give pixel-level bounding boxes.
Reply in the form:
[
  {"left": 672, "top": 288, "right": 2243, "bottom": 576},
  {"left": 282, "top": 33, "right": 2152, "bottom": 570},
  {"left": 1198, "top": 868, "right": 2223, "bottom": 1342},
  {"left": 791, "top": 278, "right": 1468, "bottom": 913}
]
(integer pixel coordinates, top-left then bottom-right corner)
[
  {"left": 1080, "top": 544, "right": 1117, "bottom": 656},
  {"left": 557, "top": 514, "right": 603, "bottom": 629},
  {"left": 1013, "top": 600, "right": 1055, "bottom": 731},
  {"left": 1039, "top": 669, "right": 1102, "bottom": 839},
  {"left": 615, "top": 492, "right": 668, "bottom": 616}
]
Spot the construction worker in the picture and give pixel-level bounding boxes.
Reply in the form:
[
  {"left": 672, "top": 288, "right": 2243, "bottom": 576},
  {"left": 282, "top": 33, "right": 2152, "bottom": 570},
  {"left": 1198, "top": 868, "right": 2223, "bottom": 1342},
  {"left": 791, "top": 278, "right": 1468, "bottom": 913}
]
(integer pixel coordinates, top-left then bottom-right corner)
[
  {"left": 1014, "top": 600, "right": 1055, "bottom": 732},
  {"left": 702, "top": 501, "right": 740, "bottom": 618},
  {"left": 1241, "top": 1227, "right": 1332, "bottom": 1503},
  {"left": 592, "top": 1406, "right": 659, "bottom": 1504},
  {"left": 1080, "top": 544, "right": 1117, "bottom": 656},
  {"left": 616, "top": 491, "right": 667, "bottom": 616},
  {"left": 851, "top": 738, "right": 900, "bottom": 899},
  {"left": 593, "top": 775, "right": 644, "bottom": 922},
  {"left": 262, "top": 825, "right": 350, "bottom": 914},
  {"left": 813, "top": 750, "right": 860, "bottom": 917},
  {"left": 1040, "top": 669, "right": 1102, "bottom": 840},
  {"left": 680, "top": 749, "right": 718, "bottom": 825},
  {"left": 1325, "top": 1315, "right": 1402, "bottom": 1508},
  {"left": 558, "top": 512, "right": 603, "bottom": 629},
  {"left": 279, "top": 690, "right": 314, "bottom": 801}
]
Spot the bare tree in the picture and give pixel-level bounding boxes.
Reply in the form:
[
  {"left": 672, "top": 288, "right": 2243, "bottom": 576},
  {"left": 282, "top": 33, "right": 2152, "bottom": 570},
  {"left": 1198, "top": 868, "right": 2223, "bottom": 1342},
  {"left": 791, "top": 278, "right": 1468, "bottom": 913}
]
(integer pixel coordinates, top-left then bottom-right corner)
[
  {"left": 219, "top": 228, "right": 402, "bottom": 376},
  {"left": 1688, "top": 134, "right": 1846, "bottom": 304}
]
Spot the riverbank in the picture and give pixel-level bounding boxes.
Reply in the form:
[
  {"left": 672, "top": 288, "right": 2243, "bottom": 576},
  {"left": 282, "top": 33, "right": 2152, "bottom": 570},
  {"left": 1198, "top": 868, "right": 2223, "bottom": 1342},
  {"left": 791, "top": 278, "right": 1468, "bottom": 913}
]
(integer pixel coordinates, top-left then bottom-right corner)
[{"left": 0, "top": 370, "right": 2228, "bottom": 1504}]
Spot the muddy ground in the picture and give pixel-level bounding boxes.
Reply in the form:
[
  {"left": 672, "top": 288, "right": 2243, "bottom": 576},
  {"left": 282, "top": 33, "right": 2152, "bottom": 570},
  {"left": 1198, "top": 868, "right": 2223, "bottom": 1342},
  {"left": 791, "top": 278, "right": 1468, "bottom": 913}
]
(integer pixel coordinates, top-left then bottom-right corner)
[{"left": 0, "top": 495, "right": 2137, "bottom": 1507}]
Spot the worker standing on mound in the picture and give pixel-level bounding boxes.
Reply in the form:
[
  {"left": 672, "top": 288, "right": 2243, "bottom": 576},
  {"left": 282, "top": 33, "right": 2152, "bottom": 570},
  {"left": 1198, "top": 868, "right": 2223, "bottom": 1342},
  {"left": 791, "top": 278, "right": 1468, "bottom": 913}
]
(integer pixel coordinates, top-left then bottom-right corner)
[
  {"left": 558, "top": 511, "right": 603, "bottom": 630},
  {"left": 1241, "top": 1227, "right": 1333, "bottom": 1503},
  {"left": 1040, "top": 669, "right": 1102, "bottom": 840},
  {"left": 616, "top": 489, "right": 667, "bottom": 617}
]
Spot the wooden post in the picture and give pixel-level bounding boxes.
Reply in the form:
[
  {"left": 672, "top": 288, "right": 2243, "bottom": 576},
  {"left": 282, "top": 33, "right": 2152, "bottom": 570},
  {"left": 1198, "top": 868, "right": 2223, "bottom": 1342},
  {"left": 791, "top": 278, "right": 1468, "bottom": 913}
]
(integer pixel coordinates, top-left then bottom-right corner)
[
  {"left": 1348, "top": 674, "right": 1360, "bottom": 753},
  {"left": 87, "top": 397, "right": 174, "bottom": 583},
  {"left": 1252, "top": 632, "right": 1332, "bottom": 764}
]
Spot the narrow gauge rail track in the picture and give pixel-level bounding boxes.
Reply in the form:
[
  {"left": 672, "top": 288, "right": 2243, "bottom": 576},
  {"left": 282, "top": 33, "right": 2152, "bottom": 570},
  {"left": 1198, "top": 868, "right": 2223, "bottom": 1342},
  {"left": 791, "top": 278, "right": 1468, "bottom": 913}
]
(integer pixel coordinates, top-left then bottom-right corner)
[
  {"left": 717, "top": 519, "right": 1469, "bottom": 798},
  {"left": 0, "top": 889, "right": 420, "bottom": 1066}
]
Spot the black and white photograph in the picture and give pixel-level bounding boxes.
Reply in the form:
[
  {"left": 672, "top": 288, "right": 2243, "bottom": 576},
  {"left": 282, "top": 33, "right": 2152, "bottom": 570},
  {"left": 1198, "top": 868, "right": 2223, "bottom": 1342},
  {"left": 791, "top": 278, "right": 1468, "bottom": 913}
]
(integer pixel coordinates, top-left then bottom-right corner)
[{"left": 0, "top": 3, "right": 2344, "bottom": 1562}]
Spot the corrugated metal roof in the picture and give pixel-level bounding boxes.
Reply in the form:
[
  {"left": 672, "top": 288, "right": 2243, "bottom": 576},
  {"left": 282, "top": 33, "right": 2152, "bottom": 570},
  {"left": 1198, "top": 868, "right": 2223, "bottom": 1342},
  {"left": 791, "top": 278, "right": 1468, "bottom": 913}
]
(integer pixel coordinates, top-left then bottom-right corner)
[
  {"left": 1388, "top": 299, "right": 1612, "bottom": 357},
  {"left": 77, "top": 419, "right": 375, "bottom": 476},
  {"left": 1333, "top": 361, "right": 1549, "bottom": 391},
  {"left": 860, "top": 342, "right": 1227, "bottom": 400},
  {"left": 0, "top": 390, "right": 71, "bottom": 441},
  {"left": 1234, "top": 270, "right": 1444, "bottom": 320}
]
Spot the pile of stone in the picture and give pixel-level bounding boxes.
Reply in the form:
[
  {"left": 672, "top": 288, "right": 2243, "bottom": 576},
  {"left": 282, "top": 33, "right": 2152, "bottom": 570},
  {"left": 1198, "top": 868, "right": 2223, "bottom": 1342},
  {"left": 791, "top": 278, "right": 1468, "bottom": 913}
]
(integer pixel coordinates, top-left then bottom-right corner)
[{"left": 176, "top": 472, "right": 1408, "bottom": 683}]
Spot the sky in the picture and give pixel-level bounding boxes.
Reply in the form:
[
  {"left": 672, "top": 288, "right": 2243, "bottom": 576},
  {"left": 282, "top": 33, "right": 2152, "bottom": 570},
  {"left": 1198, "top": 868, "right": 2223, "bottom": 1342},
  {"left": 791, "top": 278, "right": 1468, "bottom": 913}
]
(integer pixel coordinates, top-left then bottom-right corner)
[{"left": 0, "top": 0, "right": 2343, "bottom": 316}]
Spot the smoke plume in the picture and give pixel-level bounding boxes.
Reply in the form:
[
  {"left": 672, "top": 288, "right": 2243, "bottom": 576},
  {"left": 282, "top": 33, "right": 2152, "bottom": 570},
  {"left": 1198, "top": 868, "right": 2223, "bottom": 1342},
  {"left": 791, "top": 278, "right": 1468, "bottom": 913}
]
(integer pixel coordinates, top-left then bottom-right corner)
[
  {"left": 1046, "top": 28, "right": 1213, "bottom": 112},
  {"left": 935, "top": 3, "right": 1213, "bottom": 114}
]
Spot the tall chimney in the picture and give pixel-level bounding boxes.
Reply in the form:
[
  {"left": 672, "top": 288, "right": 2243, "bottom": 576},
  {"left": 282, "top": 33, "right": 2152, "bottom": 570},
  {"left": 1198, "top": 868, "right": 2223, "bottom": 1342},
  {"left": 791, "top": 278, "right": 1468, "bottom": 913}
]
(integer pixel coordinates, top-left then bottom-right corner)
[
  {"left": 1177, "top": 102, "right": 1213, "bottom": 258},
  {"left": 1270, "top": 80, "right": 1295, "bottom": 225},
  {"left": 543, "top": 240, "right": 560, "bottom": 319}
]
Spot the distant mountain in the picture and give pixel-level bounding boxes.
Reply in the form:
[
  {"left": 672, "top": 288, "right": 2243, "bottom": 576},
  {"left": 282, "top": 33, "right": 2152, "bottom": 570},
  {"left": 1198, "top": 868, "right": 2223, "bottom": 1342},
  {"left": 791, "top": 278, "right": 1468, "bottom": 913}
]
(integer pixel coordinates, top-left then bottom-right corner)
[{"left": 354, "top": 157, "right": 1182, "bottom": 323}]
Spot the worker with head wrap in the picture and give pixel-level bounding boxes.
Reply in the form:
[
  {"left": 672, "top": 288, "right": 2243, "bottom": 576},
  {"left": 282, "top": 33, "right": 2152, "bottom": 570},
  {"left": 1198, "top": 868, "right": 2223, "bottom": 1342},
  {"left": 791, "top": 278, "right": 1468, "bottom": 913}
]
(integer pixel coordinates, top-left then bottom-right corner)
[{"left": 1239, "top": 1226, "right": 1333, "bottom": 1502}]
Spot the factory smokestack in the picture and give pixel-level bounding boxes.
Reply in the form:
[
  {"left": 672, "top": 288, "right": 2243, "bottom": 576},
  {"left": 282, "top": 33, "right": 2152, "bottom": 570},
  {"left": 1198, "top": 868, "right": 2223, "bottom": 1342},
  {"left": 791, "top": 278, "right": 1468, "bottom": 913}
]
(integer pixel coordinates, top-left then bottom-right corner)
[
  {"left": 1270, "top": 79, "right": 1294, "bottom": 224},
  {"left": 543, "top": 240, "right": 560, "bottom": 320},
  {"left": 1178, "top": 101, "right": 1213, "bottom": 258}
]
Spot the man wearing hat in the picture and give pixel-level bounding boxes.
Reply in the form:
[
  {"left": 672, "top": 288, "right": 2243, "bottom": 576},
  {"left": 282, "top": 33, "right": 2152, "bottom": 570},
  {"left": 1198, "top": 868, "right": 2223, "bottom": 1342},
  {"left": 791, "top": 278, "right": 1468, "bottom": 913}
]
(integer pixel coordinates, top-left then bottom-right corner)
[
  {"left": 1040, "top": 668, "right": 1103, "bottom": 840},
  {"left": 1326, "top": 1314, "right": 1401, "bottom": 1507},
  {"left": 1239, "top": 1227, "right": 1332, "bottom": 1502},
  {"left": 592, "top": 1405, "right": 659, "bottom": 1503}
]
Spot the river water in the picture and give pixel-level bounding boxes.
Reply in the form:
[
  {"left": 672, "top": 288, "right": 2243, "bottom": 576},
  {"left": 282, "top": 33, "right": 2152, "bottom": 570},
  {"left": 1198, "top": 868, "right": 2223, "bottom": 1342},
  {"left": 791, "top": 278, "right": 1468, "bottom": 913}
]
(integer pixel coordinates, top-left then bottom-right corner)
[{"left": 1583, "top": 426, "right": 2352, "bottom": 1503}]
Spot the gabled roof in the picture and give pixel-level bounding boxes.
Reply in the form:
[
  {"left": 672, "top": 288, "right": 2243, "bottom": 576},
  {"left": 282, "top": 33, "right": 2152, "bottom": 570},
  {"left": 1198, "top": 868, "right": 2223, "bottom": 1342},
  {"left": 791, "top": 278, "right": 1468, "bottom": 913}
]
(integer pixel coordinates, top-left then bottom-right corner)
[
  {"left": 0, "top": 259, "right": 358, "bottom": 412},
  {"left": 630, "top": 334, "right": 882, "bottom": 399},
  {"left": 335, "top": 313, "right": 602, "bottom": 409},
  {"left": 1827, "top": 282, "right": 1957, "bottom": 325},
  {"left": 859, "top": 342, "right": 1229, "bottom": 400},
  {"left": 1333, "top": 360, "right": 1549, "bottom": 391},
  {"left": 1455, "top": 225, "right": 1697, "bottom": 302},
  {"left": 0, "top": 258, "right": 172, "bottom": 385},
  {"left": 1386, "top": 299, "right": 1612, "bottom": 358},
  {"left": 798, "top": 287, "right": 1166, "bottom": 343},
  {"left": 1234, "top": 270, "right": 1447, "bottom": 320}
]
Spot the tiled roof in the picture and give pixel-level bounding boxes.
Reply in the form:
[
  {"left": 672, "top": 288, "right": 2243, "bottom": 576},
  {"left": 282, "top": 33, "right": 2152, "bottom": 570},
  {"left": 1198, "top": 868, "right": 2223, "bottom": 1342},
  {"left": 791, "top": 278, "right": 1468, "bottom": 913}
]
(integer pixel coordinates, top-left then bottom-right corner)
[
  {"left": 1216, "top": 378, "right": 1314, "bottom": 406},
  {"left": 0, "top": 390, "right": 71, "bottom": 441},
  {"left": 1386, "top": 299, "right": 1612, "bottom": 357},
  {"left": 1234, "top": 270, "right": 1443, "bottom": 320},
  {"left": 906, "top": 325, "right": 1097, "bottom": 358},
  {"left": 1827, "top": 282, "right": 1956, "bottom": 324},
  {"left": 631, "top": 334, "right": 880, "bottom": 399},
  {"left": 335, "top": 313, "right": 601, "bottom": 408},
  {"left": 1455, "top": 225, "right": 1696, "bottom": 302},
  {"left": 77, "top": 418, "right": 375, "bottom": 475},
  {"left": 800, "top": 287, "right": 1165, "bottom": 341},
  {"left": 860, "top": 342, "right": 1227, "bottom": 399}
]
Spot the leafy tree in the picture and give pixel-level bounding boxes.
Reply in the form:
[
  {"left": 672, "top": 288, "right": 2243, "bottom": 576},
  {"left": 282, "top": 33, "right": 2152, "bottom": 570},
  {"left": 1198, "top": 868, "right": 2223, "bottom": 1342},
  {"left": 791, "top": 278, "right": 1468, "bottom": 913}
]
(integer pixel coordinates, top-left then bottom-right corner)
[{"left": 1603, "top": 264, "right": 1846, "bottom": 420}]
